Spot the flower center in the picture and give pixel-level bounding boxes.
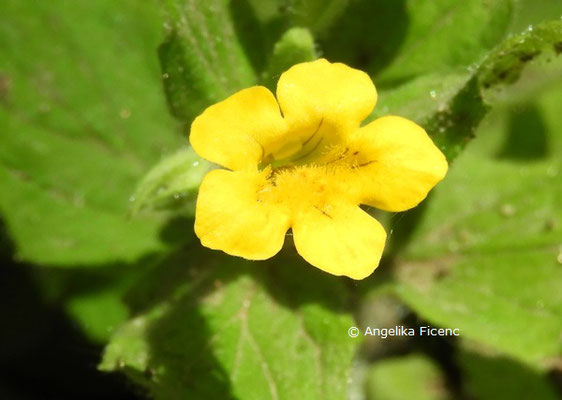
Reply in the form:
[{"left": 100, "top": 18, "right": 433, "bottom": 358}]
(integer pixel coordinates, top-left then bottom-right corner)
[
  {"left": 256, "top": 145, "right": 373, "bottom": 216},
  {"left": 253, "top": 118, "right": 380, "bottom": 214},
  {"left": 259, "top": 117, "right": 350, "bottom": 169}
]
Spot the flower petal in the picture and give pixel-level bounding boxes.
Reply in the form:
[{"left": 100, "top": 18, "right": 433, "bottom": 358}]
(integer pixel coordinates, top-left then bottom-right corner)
[
  {"left": 348, "top": 116, "right": 448, "bottom": 212},
  {"left": 195, "top": 169, "right": 290, "bottom": 259},
  {"left": 276, "top": 59, "right": 377, "bottom": 145},
  {"left": 190, "top": 86, "right": 286, "bottom": 171},
  {"left": 292, "top": 203, "right": 386, "bottom": 280}
]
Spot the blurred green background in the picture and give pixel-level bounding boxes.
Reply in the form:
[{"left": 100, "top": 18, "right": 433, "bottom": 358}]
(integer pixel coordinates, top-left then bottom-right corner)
[{"left": 1, "top": 0, "right": 561, "bottom": 399}]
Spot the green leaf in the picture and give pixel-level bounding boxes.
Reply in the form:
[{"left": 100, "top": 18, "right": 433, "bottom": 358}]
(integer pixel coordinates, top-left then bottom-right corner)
[
  {"left": 67, "top": 289, "right": 130, "bottom": 343},
  {"left": 0, "top": 0, "right": 185, "bottom": 266},
  {"left": 290, "top": 0, "right": 350, "bottom": 36},
  {"left": 100, "top": 250, "right": 357, "bottom": 399},
  {"left": 426, "top": 20, "right": 562, "bottom": 160},
  {"left": 130, "top": 147, "right": 212, "bottom": 216},
  {"left": 237, "top": 0, "right": 349, "bottom": 39},
  {"left": 321, "top": 0, "right": 512, "bottom": 81},
  {"left": 372, "top": 19, "right": 562, "bottom": 161},
  {"left": 159, "top": 0, "right": 257, "bottom": 123},
  {"left": 373, "top": 0, "right": 513, "bottom": 85},
  {"left": 478, "top": 20, "right": 562, "bottom": 100},
  {"left": 391, "top": 81, "right": 562, "bottom": 367},
  {"left": 366, "top": 354, "right": 449, "bottom": 400},
  {"left": 458, "top": 349, "right": 559, "bottom": 400},
  {"left": 261, "top": 27, "right": 317, "bottom": 90},
  {"left": 509, "top": 0, "right": 562, "bottom": 34}
]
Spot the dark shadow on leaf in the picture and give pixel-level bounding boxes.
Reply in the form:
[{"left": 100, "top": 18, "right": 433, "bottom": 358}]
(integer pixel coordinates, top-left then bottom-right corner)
[
  {"left": 385, "top": 198, "right": 430, "bottom": 257},
  {"left": 229, "top": 0, "right": 290, "bottom": 77},
  {"left": 0, "top": 215, "right": 155, "bottom": 304},
  {"left": 142, "top": 277, "right": 239, "bottom": 399},
  {"left": 119, "top": 248, "right": 241, "bottom": 398},
  {"left": 0, "top": 217, "right": 143, "bottom": 399},
  {"left": 39, "top": 216, "right": 197, "bottom": 310},
  {"left": 35, "top": 253, "right": 160, "bottom": 304},
  {"left": 258, "top": 247, "right": 354, "bottom": 312},
  {"left": 496, "top": 103, "right": 549, "bottom": 160},
  {"left": 355, "top": 199, "right": 432, "bottom": 295},
  {"left": 158, "top": 215, "right": 196, "bottom": 246},
  {"left": 320, "top": 0, "right": 409, "bottom": 76},
  {"left": 125, "top": 240, "right": 354, "bottom": 317},
  {"left": 459, "top": 351, "right": 560, "bottom": 399},
  {"left": 0, "top": 217, "right": 15, "bottom": 260}
]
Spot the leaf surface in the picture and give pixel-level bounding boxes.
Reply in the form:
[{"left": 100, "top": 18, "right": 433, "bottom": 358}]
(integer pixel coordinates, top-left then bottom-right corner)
[
  {"left": 0, "top": 0, "right": 185, "bottom": 265},
  {"left": 101, "top": 251, "right": 358, "bottom": 400}
]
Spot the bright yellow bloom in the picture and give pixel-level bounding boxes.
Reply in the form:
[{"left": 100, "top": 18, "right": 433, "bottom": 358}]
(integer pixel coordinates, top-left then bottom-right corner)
[{"left": 190, "top": 59, "right": 448, "bottom": 280}]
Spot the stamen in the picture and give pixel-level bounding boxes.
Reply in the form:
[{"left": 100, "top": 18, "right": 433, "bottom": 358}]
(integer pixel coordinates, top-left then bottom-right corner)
[
  {"left": 357, "top": 160, "right": 376, "bottom": 168},
  {"left": 324, "top": 147, "right": 349, "bottom": 165}
]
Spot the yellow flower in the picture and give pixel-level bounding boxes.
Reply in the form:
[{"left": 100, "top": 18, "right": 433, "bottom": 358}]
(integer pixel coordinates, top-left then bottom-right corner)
[{"left": 190, "top": 59, "right": 448, "bottom": 280}]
